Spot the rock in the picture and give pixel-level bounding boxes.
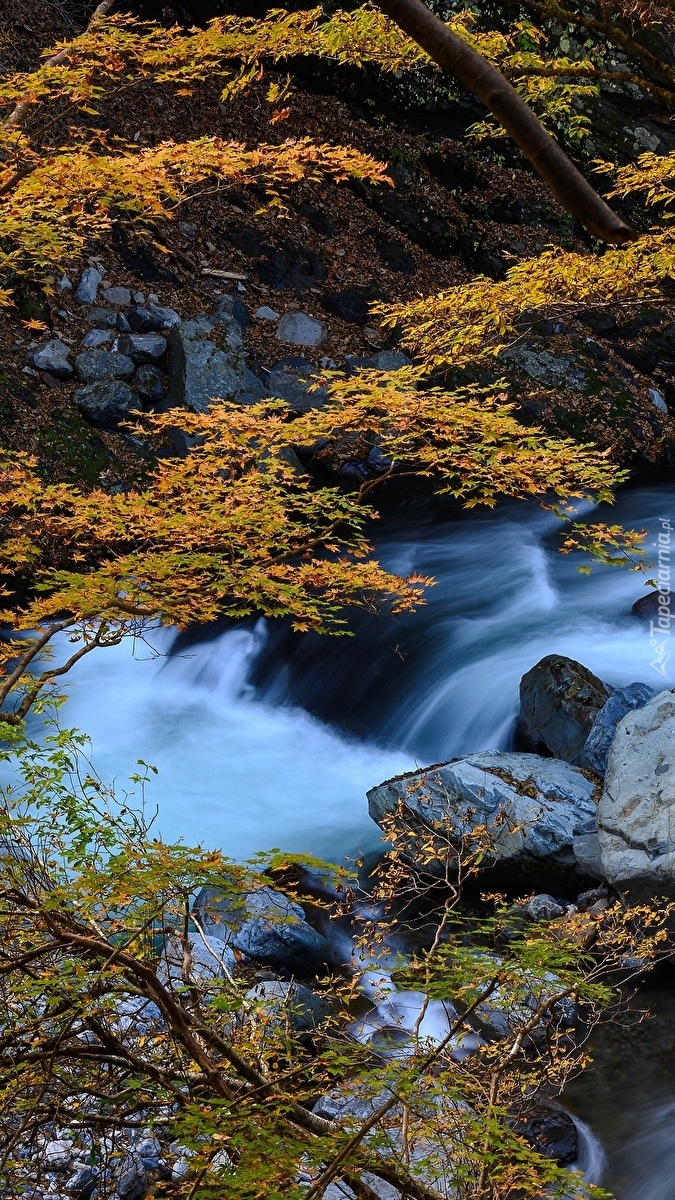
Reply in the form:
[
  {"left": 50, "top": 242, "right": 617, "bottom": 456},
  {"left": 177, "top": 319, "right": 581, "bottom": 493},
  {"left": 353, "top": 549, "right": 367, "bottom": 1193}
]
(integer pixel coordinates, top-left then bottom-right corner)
[
  {"left": 255, "top": 305, "right": 279, "bottom": 321},
  {"left": 125, "top": 305, "right": 181, "bottom": 333},
  {"left": 134, "top": 364, "right": 165, "bottom": 400},
  {"left": 245, "top": 980, "right": 331, "bottom": 1031},
  {"left": 75, "top": 350, "right": 135, "bottom": 383},
  {"left": 64, "top": 1164, "right": 97, "bottom": 1199},
  {"left": 114, "top": 1155, "right": 146, "bottom": 1200},
  {"left": 323, "top": 286, "right": 380, "bottom": 326},
  {"left": 81, "top": 328, "right": 114, "bottom": 349},
  {"left": 169, "top": 313, "right": 264, "bottom": 412},
  {"left": 102, "top": 287, "right": 132, "bottom": 307},
  {"left": 572, "top": 822, "right": 605, "bottom": 881},
  {"left": 85, "top": 307, "right": 117, "bottom": 327},
  {"left": 520, "top": 1108, "right": 578, "bottom": 1165},
  {"left": 632, "top": 589, "right": 675, "bottom": 622},
  {"left": 42, "top": 1141, "right": 74, "bottom": 1171},
  {"left": 267, "top": 357, "right": 328, "bottom": 412},
  {"left": 194, "top": 884, "right": 334, "bottom": 976},
  {"left": 74, "top": 381, "right": 138, "bottom": 429},
  {"left": 368, "top": 751, "right": 597, "bottom": 888},
  {"left": 525, "top": 894, "right": 565, "bottom": 921},
  {"left": 519, "top": 654, "right": 611, "bottom": 767},
  {"left": 159, "top": 931, "right": 236, "bottom": 989},
  {"left": 75, "top": 267, "right": 102, "bottom": 305},
  {"left": 346, "top": 350, "right": 411, "bottom": 372},
  {"left": 132, "top": 291, "right": 145, "bottom": 304},
  {"left": 171, "top": 1158, "right": 191, "bottom": 1183},
  {"left": 585, "top": 682, "right": 657, "bottom": 774},
  {"left": 115, "top": 334, "right": 167, "bottom": 364},
  {"left": 136, "top": 1137, "right": 162, "bottom": 1168},
  {"left": 597, "top": 689, "right": 675, "bottom": 898},
  {"left": 649, "top": 387, "right": 668, "bottom": 412},
  {"left": 179, "top": 221, "right": 199, "bottom": 239},
  {"left": 276, "top": 311, "right": 327, "bottom": 348},
  {"left": 58, "top": 274, "right": 73, "bottom": 292},
  {"left": 215, "top": 295, "right": 250, "bottom": 330},
  {"left": 32, "top": 339, "right": 73, "bottom": 379}
]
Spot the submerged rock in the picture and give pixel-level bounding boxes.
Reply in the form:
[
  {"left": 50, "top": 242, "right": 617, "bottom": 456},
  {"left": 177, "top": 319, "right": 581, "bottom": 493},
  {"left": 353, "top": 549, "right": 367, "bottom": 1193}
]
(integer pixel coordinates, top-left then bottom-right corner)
[
  {"left": 368, "top": 751, "right": 597, "bottom": 888},
  {"left": 598, "top": 689, "right": 675, "bottom": 898},
  {"left": 519, "top": 655, "right": 610, "bottom": 767}
]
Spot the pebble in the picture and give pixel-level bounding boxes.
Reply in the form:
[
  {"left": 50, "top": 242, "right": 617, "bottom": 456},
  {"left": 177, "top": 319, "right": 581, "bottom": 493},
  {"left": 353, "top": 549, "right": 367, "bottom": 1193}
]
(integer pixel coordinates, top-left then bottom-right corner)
[{"left": 255, "top": 306, "right": 279, "bottom": 321}]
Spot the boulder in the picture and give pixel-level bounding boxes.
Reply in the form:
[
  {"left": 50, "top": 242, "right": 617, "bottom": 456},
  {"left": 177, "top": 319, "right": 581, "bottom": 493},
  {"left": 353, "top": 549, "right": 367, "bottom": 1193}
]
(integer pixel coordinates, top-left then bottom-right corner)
[
  {"left": 169, "top": 313, "right": 264, "bottom": 412},
  {"left": 125, "top": 305, "right": 181, "bottom": 333},
  {"left": 193, "top": 884, "right": 334, "bottom": 976},
  {"left": 245, "top": 980, "right": 330, "bottom": 1031},
  {"left": 631, "top": 589, "right": 675, "bottom": 622},
  {"left": 368, "top": 751, "right": 597, "bottom": 888},
  {"left": 584, "top": 682, "right": 657, "bottom": 774},
  {"left": 520, "top": 1108, "right": 578, "bottom": 1165},
  {"left": 267, "top": 357, "right": 328, "bottom": 412},
  {"left": 275, "top": 311, "right": 327, "bottom": 348},
  {"left": 215, "top": 294, "right": 250, "bottom": 330},
  {"left": 159, "top": 931, "right": 235, "bottom": 990},
  {"left": 75, "top": 350, "right": 135, "bottom": 383},
  {"left": 32, "top": 339, "right": 73, "bottom": 379},
  {"left": 134, "top": 364, "right": 165, "bottom": 400},
  {"left": 519, "top": 654, "right": 611, "bottom": 767},
  {"left": 74, "top": 381, "right": 138, "bottom": 429},
  {"left": 115, "top": 334, "right": 167, "bottom": 364},
  {"left": 597, "top": 689, "right": 675, "bottom": 898},
  {"left": 75, "top": 267, "right": 102, "bottom": 305}
]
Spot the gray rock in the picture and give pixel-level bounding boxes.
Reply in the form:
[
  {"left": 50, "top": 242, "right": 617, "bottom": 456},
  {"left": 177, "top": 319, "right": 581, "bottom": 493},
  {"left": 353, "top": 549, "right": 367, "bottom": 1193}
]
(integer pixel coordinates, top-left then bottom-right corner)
[
  {"left": 159, "top": 931, "right": 236, "bottom": 989},
  {"left": 346, "top": 350, "right": 411, "bottom": 372},
  {"left": 136, "top": 1137, "right": 162, "bottom": 1168},
  {"left": 75, "top": 350, "right": 135, "bottom": 383},
  {"left": 255, "top": 305, "right": 279, "bottom": 321},
  {"left": 81, "top": 328, "right": 114, "bottom": 349},
  {"left": 32, "top": 339, "right": 73, "bottom": 379},
  {"left": 169, "top": 313, "right": 264, "bottom": 412},
  {"left": 525, "top": 894, "right": 565, "bottom": 921},
  {"left": 85, "top": 307, "right": 116, "bottom": 327},
  {"left": 58, "top": 274, "right": 72, "bottom": 292},
  {"left": 115, "top": 334, "right": 167, "bottom": 364},
  {"left": 74, "top": 381, "right": 138, "bottom": 429},
  {"left": 267, "top": 357, "right": 328, "bottom": 412},
  {"left": 132, "top": 291, "right": 145, "bottom": 304},
  {"left": 519, "top": 655, "right": 610, "bottom": 767},
  {"left": 194, "top": 884, "right": 334, "bottom": 976},
  {"left": 75, "top": 268, "right": 102, "bottom": 305},
  {"left": 597, "top": 689, "right": 675, "bottom": 898},
  {"left": 632, "top": 589, "right": 675, "bottom": 623},
  {"left": 649, "top": 387, "right": 668, "bottom": 412},
  {"left": 179, "top": 221, "right": 199, "bottom": 239},
  {"left": 245, "top": 980, "right": 331, "bottom": 1031},
  {"left": 114, "top": 1155, "right": 146, "bottom": 1200},
  {"left": 126, "top": 305, "right": 181, "bottom": 333},
  {"left": 215, "top": 295, "right": 250, "bottom": 330},
  {"left": 585, "top": 682, "right": 657, "bottom": 774},
  {"left": 42, "top": 1141, "right": 74, "bottom": 1172},
  {"left": 572, "top": 823, "right": 605, "bottom": 881},
  {"left": 64, "top": 1164, "right": 97, "bottom": 1199},
  {"left": 134, "top": 364, "right": 165, "bottom": 400},
  {"left": 276, "top": 311, "right": 327, "bottom": 348},
  {"left": 503, "top": 345, "right": 588, "bottom": 391},
  {"left": 102, "top": 287, "right": 132, "bottom": 307},
  {"left": 171, "top": 1158, "right": 191, "bottom": 1183},
  {"left": 368, "top": 751, "right": 597, "bottom": 888}
]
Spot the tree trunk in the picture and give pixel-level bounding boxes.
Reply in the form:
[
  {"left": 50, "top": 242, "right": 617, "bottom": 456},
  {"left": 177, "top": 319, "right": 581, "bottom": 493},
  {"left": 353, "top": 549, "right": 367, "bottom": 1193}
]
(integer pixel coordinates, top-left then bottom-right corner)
[{"left": 376, "top": 0, "right": 637, "bottom": 245}]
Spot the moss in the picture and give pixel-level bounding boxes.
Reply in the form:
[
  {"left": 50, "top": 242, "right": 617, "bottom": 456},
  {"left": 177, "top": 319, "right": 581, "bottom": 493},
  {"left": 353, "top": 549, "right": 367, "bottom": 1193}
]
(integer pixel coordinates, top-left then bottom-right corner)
[{"left": 32, "top": 412, "right": 112, "bottom": 486}]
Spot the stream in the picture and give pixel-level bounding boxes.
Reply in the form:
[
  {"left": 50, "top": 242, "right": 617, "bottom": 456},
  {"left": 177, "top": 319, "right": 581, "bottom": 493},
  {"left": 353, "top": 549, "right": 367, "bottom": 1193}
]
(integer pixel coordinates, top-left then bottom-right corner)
[{"left": 53, "top": 481, "right": 675, "bottom": 1197}]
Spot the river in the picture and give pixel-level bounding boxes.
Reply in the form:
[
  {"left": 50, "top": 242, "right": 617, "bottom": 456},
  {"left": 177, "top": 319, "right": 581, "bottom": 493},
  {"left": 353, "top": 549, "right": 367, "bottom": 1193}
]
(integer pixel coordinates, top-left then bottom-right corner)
[{"left": 54, "top": 480, "right": 674, "bottom": 1196}]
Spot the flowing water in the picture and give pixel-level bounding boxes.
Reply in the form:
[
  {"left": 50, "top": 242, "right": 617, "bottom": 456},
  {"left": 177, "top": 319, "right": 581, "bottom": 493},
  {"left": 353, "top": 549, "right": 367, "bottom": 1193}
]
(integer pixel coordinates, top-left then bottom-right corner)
[{"left": 48, "top": 481, "right": 675, "bottom": 1195}]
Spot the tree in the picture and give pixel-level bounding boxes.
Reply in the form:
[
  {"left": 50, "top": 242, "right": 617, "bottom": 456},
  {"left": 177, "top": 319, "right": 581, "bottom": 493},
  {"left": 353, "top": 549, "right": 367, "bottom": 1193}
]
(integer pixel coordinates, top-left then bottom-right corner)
[{"left": 0, "top": 724, "right": 670, "bottom": 1199}]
